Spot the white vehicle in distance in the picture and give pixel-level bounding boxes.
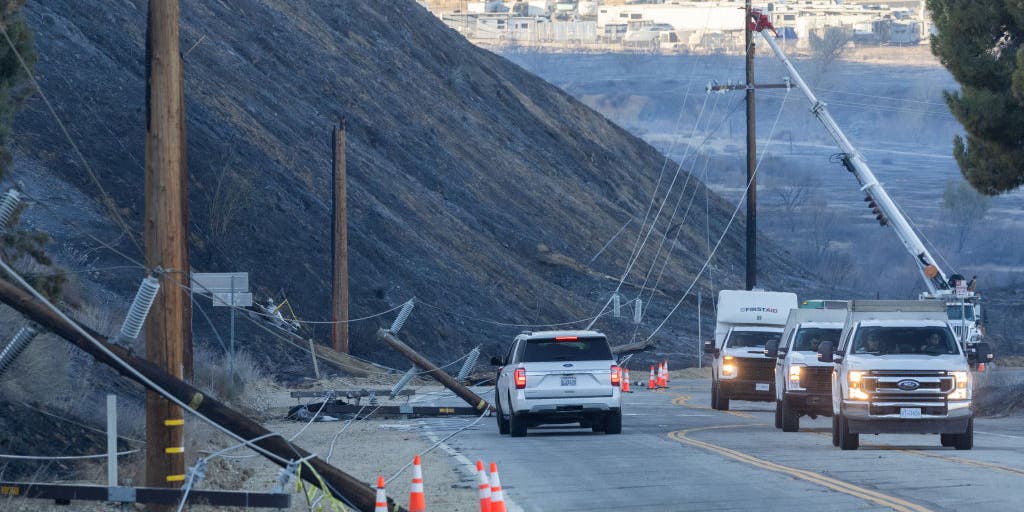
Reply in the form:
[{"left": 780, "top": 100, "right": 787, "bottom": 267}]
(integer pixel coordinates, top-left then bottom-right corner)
[
  {"left": 491, "top": 330, "right": 622, "bottom": 437},
  {"left": 819, "top": 300, "right": 994, "bottom": 450},
  {"left": 767, "top": 301, "right": 847, "bottom": 432},
  {"left": 704, "top": 290, "right": 798, "bottom": 411}
]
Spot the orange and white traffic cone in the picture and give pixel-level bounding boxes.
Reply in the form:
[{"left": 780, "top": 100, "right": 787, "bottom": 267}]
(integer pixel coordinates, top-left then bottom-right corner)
[
  {"left": 476, "top": 460, "right": 491, "bottom": 512},
  {"left": 409, "top": 454, "right": 426, "bottom": 512},
  {"left": 657, "top": 362, "right": 666, "bottom": 388},
  {"left": 979, "top": 362, "right": 986, "bottom": 372},
  {"left": 648, "top": 365, "right": 656, "bottom": 390},
  {"left": 375, "top": 475, "right": 388, "bottom": 512},
  {"left": 664, "top": 360, "right": 670, "bottom": 383},
  {"left": 489, "top": 462, "right": 507, "bottom": 512},
  {"left": 622, "top": 368, "right": 631, "bottom": 393}
]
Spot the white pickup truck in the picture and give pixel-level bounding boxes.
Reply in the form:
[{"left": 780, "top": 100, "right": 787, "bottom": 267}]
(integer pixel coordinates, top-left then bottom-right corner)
[
  {"left": 818, "top": 300, "right": 994, "bottom": 450},
  {"left": 704, "top": 290, "right": 798, "bottom": 411},
  {"left": 768, "top": 303, "right": 847, "bottom": 432}
]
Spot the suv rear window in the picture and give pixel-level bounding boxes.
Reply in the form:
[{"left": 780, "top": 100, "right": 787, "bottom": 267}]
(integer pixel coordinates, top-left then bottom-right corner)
[{"left": 521, "top": 337, "right": 613, "bottom": 362}]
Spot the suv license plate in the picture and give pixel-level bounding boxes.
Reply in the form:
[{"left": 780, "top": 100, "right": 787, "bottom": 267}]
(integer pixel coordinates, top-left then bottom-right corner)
[
  {"left": 755, "top": 383, "right": 769, "bottom": 391},
  {"left": 560, "top": 375, "right": 576, "bottom": 387},
  {"left": 900, "top": 408, "right": 922, "bottom": 419}
]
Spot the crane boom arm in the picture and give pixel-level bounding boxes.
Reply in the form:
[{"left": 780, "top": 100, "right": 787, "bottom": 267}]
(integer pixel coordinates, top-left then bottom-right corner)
[{"left": 755, "top": 28, "right": 949, "bottom": 294}]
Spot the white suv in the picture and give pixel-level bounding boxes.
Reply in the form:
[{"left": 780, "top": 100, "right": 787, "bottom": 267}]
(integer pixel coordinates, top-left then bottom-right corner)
[{"left": 491, "top": 330, "right": 622, "bottom": 437}]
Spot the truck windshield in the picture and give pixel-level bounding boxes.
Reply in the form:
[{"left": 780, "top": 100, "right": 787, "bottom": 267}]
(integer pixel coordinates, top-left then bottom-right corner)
[
  {"left": 850, "top": 326, "right": 958, "bottom": 356},
  {"left": 521, "top": 337, "right": 613, "bottom": 362},
  {"left": 946, "top": 306, "right": 975, "bottom": 321},
  {"left": 791, "top": 327, "right": 841, "bottom": 352},
  {"left": 726, "top": 331, "right": 781, "bottom": 348}
]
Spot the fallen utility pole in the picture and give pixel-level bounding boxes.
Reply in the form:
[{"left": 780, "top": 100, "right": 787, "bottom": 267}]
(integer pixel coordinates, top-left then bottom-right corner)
[
  {"left": 143, "top": 0, "right": 190, "bottom": 489},
  {"left": 0, "top": 482, "right": 290, "bottom": 508},
  {"left": 611, "top": 338, "right": 655, "bottom": 355},
  {"left": 376, "top": 329, "right": 491, "bottom": 412},
  {"left": 0, "top": 276, "right": 404, "bottom": 512}
]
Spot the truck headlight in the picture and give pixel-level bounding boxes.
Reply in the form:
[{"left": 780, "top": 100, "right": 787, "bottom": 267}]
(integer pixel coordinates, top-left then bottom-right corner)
[
  {"left": 721, "top": 356, "right": 736, "bottom": 378},
  {"left": 949, "top": 371, "right": 969, "bottom": 400},
  {"left": 847, "top": 371, "right": 868, "bottom": 400},
  {"left": 788, "top": 364, "right": 804, "bottom": 390}
]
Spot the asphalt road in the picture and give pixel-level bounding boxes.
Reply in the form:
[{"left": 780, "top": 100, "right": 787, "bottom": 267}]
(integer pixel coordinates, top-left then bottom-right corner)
[{"left": 422, "top": 378, "right": 1024, "bottom": 512}]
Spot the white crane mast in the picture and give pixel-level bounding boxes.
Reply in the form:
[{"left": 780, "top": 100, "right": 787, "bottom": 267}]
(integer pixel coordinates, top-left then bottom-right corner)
[{"left": 754, "top": 26, "right": 950, "bottom": 296}]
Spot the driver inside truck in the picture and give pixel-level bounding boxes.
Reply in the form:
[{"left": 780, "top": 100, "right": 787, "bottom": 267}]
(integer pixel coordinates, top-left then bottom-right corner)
[
  {"left": 858, "top": 333, "right": 881, "bottom": 354},
  {"left": 921, "top": 333, "right": 944, "bottom": 354},
  {"left": 807, "top": 336, "right": 822, "bottom": 352}
]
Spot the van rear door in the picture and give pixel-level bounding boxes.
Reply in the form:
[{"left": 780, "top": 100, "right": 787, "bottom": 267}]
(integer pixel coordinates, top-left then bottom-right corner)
[{"left": 520, "top": 336, "right": 615, "bottom": 399}]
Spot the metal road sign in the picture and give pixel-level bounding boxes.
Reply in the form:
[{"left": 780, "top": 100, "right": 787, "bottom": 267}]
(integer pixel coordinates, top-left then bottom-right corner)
[
  {"left": 191, "top": 272, "right": 249, "bottom": 294},
  {"left": 955, "top": 280, "right": 968, "bottom": 299},
  {"left": 211, "top": 292, "right": 253, "bottom": 307}
]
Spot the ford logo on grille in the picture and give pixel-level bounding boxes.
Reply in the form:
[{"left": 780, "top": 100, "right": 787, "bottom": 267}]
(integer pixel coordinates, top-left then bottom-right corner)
[
  {"left": 897, "top": 379, "right": 921, "bottom": 391},
  {"left": 563, "top": 363, "right": 574, "bottom": 368}
]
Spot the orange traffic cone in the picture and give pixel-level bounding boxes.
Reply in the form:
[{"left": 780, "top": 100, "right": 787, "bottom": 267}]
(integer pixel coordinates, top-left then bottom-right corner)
[
  {"left": 409, "top": 454, "right": 426, "bottom": 512},
  {"left": 979, "top": 362, "right": 986, "bottom": 372},
  {"left": 489, "top": 462, "right": 507, "bottom": 512},
  {"left": 476, "top": 460, "right": 491, "bottom": 512},
  {"left": 648, "top": 365, "right": 656, "bottom": 390},
  {"left": 375, "top": 476, "right": 388, "bottom": 512},
  {"left": 622, "top": 369, "right": 631, "bottom": 393},
  {"left": 657, "top": 362, "right": 666, "bottom": 388},
  {"left": 664, "top": 360, "right": 670, "bottom": 382}
]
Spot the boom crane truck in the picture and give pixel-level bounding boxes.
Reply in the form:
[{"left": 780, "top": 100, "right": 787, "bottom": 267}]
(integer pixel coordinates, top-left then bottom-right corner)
[{"left": 749, "top": 11, "right": 984, "bottom": 351}]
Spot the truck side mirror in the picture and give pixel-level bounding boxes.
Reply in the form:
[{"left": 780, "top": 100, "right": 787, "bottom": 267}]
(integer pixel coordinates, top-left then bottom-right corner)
[
  {"left": 764, "top": 339, "right": 779, "bottom": 359},
  {"left": 490, "top": 356, "right": 503, "bottom": 366},
  {"left": 702, "top": 339, "right": 718, "bottom": 356},
  {"left": 974, "top": 342, "right": 994, "bottom": 364},
  {"left": 817, "top": 341, "right": 834, "bottom": 363}
]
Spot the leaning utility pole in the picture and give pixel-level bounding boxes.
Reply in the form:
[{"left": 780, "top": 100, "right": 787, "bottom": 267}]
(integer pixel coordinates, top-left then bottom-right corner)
[
  {"left": 744, "top": 0, "right": 757, "bottom": 291},
  {"left": 331, "top": 120, "right": 349, "bottom": 353},
  {"left": 143, "top": 0, "right": 189, "bottom": 490}
]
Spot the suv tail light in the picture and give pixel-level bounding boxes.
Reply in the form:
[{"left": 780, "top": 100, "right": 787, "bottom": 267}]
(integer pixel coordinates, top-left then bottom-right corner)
[
  {"left": 610, "top": 365, "right": 621, "bottom": 387},
  {"left": 514, "top": 368, "right": 527, "bottom": 389}
]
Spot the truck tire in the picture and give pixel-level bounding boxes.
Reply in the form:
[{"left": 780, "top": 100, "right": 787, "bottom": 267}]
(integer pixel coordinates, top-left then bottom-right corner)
[
  {"left": 831, "top": 415, "right": 840, "bottom": 447},
  {"left": 774, "top": 401, "right": 783, "bottom": 429},
  {"left": 510, "top": 412, "right": 528, "bottom": 437},
  {"left": 712, "top": 381, "right": 730, "bottom": 411},
  {"left": 604, "top": 410, "right": 623, "bottom": 435},
  {"left": 838, "top": 414, "right": 859, "bottom": 450},
  {"left": 940, "top": 433, "right": 956, "bottom": 447},
  {"left": 495, "top": 392, "right": 510, "bottom": 435},
  {"left": 953, "top": 418, "right": 974, "bottom": 450},
  {"left": 781, "top": 398, "right": 800, "bottom": 432}
]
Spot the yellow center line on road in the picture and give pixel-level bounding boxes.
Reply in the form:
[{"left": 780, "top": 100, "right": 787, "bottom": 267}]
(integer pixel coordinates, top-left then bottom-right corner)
[
  {"left": 668, "top": 426, "right": 934, "bottom": 512},
  {"left": 672, "top": 393, "right": 754, "bottom": 418}
]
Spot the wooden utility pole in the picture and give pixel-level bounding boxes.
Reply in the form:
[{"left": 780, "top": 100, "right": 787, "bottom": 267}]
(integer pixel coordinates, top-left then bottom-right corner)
[
  {"left": 377, "top": 329, "right": 491, "bottom": 412},
  {"left": 744, "top": 0, "right": 758, "bottom": 291},
  {"left": 331, "top": 121, "right": 350, "bottom": 353},
  {"left": 143, "top": 0, "right": 189, "bottom": 490}
]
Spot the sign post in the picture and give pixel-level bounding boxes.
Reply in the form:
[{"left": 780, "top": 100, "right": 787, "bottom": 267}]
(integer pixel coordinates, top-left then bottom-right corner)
[{"left": 191, "top": 273, "right": 252, "bottom": 377}]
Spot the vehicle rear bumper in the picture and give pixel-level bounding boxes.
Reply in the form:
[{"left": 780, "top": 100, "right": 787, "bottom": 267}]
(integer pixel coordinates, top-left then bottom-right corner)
[
  {"left": 512, "top": 393, "right": 621, "bottom": 416},
  {"left": 784, "top": 391, "right": 832, "bottom": 417},
  {"left": 842, "top": 400, "right": 972, "bottom": 434}
]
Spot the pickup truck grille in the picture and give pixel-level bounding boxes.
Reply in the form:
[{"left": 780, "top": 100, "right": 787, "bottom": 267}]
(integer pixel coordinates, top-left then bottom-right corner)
[
  {"left": 863, "top": 371, "right": 953, "bottom": 402},
  {"left": 800, "top": 366, "right": 832, "bottom": 394},
  {"left": 736, "top": 357, "right": 775, "bottom": 381}
]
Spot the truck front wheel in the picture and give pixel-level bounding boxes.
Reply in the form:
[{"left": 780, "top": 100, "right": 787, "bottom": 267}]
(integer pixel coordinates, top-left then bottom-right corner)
[
  {"left": 774, "top": 401, "right": 782, "bottom": 429},
  {"left": 781, "top": 398, "right": 800, "bottom": 432},
  {"left": 837, "top": 414, "right": 859, "bottom": 450},
  {"left": 940, "top": 433, "right": 955, "bottom": 447},
  {"left": 953, "top": 418, "right": 974, "bottom": 450},
  {"left": 712, "top": 381, "right": 730, "bottom": 411}
]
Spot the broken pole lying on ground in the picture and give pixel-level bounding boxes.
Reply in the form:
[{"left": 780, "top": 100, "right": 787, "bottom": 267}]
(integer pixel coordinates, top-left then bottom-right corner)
[
  {"left": 0, "top": 276, "right": 405, "bottom": 512},
  {"left": 376, "top": 328, "right": 491, "bottom": 412}
]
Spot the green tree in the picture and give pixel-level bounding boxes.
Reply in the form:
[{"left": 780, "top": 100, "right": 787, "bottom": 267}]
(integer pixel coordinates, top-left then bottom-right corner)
[
  {"left": 0, "top": 1, "right": 63, "bottom": 298},
  {"left": 942, "top": 180, "right": 991, "bottom": 253},
  {"left": 928, "top": 0, "right": 1024, "bottom": 195}
]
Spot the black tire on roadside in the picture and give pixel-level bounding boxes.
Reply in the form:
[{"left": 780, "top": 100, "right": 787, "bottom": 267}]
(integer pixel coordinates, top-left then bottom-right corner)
[
  {"left": 838, "top": 414, "right": 859, "bottom": 450},
  {"left": 510, "top": 412, "right": 528, "bottom": 437},
  {"left": 605, "top": 410, "right": 623, "bottom": 435},
  {"left": 954, "top": 418, "right": 974, "bottom": 450},
  {"left": 781, "top": 398, "right": 800, "bottom": 432},
  {"left": 495, "top": 392, "right": 510, "bottom": 435}
]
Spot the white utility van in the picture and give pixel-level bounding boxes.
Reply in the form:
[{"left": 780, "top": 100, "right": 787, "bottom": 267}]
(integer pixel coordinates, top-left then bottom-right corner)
[{"left": 704, "top": 290, "right": 798, "bottom": 411}]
